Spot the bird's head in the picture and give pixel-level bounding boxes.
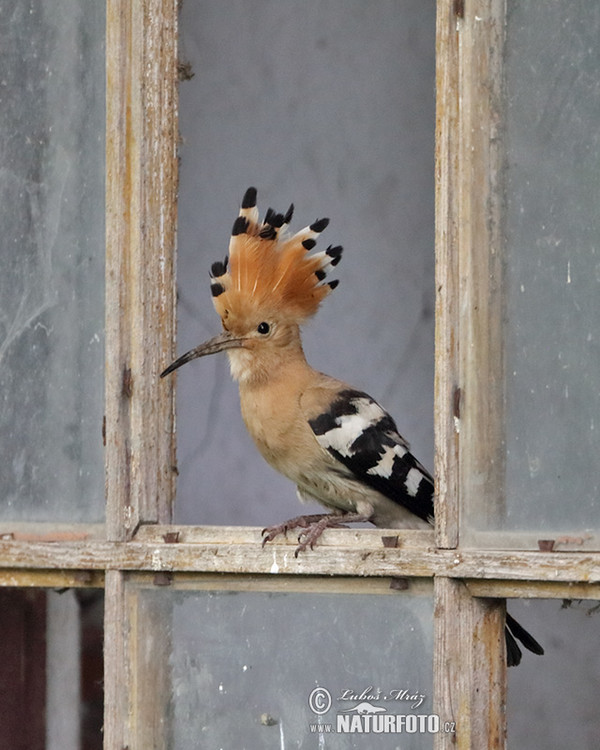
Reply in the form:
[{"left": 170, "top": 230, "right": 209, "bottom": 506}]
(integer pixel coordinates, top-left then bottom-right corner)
[{"left": 160, "top": 187, "right": 343, "bottom": 384}]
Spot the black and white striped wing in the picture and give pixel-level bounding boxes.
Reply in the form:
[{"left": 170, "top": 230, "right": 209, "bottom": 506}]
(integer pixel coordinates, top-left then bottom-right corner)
[{"left": 308, "top": 389, "right": 434, "bottom": 523}]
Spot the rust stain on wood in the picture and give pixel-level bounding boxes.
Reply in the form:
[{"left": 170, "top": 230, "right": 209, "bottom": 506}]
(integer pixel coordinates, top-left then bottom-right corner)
[
  {"left": 538, "top": 539, "right": 555, "bottom": 552},
  {"left": 153, "top": 572, "right": 173, "bottom": 586},
  {"left": 121, "top": 367, "right": 133, "bottom": 398},
  {"left": 452, "top": 386, "right": 461, "bottom": 419}
]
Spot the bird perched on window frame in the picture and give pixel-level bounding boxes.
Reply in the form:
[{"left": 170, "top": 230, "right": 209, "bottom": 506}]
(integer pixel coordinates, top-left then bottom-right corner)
[{"left": 161, "top": 187, "right": 544, "bottom": 666}]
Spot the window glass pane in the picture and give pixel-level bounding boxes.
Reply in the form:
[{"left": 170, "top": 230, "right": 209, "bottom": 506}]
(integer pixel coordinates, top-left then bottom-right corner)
[
  {"left": 0, "top": 3, "right": 105, "bottom": 522},
  {"left": 137, "top": 585, "right": 434, "bottom": 748},
  {"left": 465, "top": 1, "right": 600, "bottom": 539},
  {"left": 503, "top": 1, "right": 600, "bottom": 532}
]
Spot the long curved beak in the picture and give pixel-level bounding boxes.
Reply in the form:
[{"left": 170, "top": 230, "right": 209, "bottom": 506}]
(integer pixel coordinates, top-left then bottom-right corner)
[{"left": 160, "top": 331, "right": 245, "bottom": 377}]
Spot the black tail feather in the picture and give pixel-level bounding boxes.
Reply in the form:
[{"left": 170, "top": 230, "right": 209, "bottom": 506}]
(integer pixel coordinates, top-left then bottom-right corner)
[
  {"left": 505, "top": 627, "right": 523, "bottom": 667},
  {"left": 505, "top": 612, "right": 545, "bottom": 667}
]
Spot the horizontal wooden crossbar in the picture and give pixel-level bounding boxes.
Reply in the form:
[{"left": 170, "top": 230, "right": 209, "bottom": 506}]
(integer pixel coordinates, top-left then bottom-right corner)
[{"left": 0, "top": 527, "right": 598, "bottom": 595}]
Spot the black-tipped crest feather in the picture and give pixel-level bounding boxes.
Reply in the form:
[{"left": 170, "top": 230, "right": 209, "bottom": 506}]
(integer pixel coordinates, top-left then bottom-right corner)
[
  {"left": 232, "top": 216, "right": 249, "bottom": 236},
  {"left": 310, "top": 217, "right": 329, "bottom": 233},
  {"left": 211, "top": 188, "right": 342, "bottom": 325},
  {"left": 211, "top": 260, "right": 227, "bottom": 278},
  {"left": 241, "top": 186, "right": 257, "bottom": 208}
]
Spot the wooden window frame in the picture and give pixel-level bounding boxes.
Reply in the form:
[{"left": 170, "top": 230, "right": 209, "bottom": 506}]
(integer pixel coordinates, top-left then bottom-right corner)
[
  {"left": 1, "top": 2, "right": 599, "bottom": 748},
  {"left": 434, "top": 1, "right": 600, "bottom": 746}
]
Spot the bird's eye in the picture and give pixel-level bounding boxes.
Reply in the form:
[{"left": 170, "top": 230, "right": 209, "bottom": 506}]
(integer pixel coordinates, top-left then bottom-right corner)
[{"left": 257, "top": 322, "right": 270, "bottom": 335}]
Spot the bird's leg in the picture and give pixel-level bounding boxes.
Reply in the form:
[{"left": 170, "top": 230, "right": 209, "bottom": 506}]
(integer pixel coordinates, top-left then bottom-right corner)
[{"left": 262, "top": 512, "right": 372, "bottom": 557}]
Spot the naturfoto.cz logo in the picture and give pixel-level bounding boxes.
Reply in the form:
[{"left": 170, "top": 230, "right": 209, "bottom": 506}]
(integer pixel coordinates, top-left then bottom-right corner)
[{"left": 308, "top": 686, "right": 456, "bottom": 736}]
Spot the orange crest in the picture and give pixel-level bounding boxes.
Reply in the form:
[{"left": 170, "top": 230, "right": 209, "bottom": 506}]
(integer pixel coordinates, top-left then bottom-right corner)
[{"left": 209, "top": 188, "right": 342, "bottom": 326}]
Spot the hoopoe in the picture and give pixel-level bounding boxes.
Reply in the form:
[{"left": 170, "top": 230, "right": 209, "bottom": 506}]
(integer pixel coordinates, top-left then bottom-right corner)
[{"left": 161, "top": 187, "right": 544, "bottom": 666}]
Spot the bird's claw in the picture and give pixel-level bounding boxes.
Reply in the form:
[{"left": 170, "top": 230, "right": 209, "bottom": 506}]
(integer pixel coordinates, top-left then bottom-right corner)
[
  {"left": 262, "top": 512, "right": 371, "bottom": 556},
  {"left": 261, "top": 523, "right": 291, "bottom": 547},
  {"left": 293, "top": 531, "right": 318, "bottom": 557},
  {"left": 261, "top": 514, "right": 338, "bottom": 554}
]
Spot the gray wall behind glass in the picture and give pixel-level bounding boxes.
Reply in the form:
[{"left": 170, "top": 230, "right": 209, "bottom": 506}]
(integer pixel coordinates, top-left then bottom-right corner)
[{"left": 175, "top": 0, "right": 436, "bottom": 526}]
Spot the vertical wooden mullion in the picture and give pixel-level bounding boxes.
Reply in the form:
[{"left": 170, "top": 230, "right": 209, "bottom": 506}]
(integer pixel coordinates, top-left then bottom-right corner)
[
  {"left": 434, "top": 577, "right": 507, "bottom": 750},
  {"left": 106, "top": 0, "right": 140, "bottom": 542},
  {"left": 135, "top": 0, "right": 179, "bottom": 527},
  {"left": 434, "top": 0, "right": 462, "bottom": 550},
  {"left": 103, "top": 570, "right": 131, "bottom": 750},
  {"left": 104, "top": 1, "right": 178, "bottom": 747},
  {"left": 457, "top": 0, "right": 507, "bottom": 533},
  {"left": 436, "top": 0, "right": 508, "bottom": 547},
  {"left": 105, "top": 0, "right": 178, "bottom": 542},
  {"left": 435, "top": 1, "right": 509, "bottom": 746}
]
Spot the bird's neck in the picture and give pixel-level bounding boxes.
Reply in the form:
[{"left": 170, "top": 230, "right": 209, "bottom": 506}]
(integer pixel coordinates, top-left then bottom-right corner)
[
  {"left": 235, "top": 340, "right": 318, "bottom": 466},
  {"left": 231, "top": 338, "right": 315, "bottom": 394}
]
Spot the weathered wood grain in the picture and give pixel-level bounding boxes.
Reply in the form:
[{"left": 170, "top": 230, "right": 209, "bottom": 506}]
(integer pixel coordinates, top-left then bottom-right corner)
[
  {"left": 466, "top": 579, "right": 600, "bottom": 600},
  {"left": 104, "top": 3, "right": 178, "bottom": 748},
  {"left": 0, "top": 527, "right": 598, "bottom": 587},
  {"left": 105, "top": 0, "right": 178, "bottom": 541},
  {"left": 103, "top": 570, "right": 130, "bottom": 750},
  {"left": 434, "top": 0, "right": 461, "bottom": 550},
  {"left": 434, "top": 577, "right": 507, "bottom": 750}
]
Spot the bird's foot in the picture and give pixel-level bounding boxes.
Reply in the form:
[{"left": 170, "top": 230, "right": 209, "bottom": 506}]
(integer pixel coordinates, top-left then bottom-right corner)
[
  {"left": 261, "top": 514, "right": 334, "bottom": 547},
  {"left": 262, "top": 512, "right": 371, "bottom": 557}
]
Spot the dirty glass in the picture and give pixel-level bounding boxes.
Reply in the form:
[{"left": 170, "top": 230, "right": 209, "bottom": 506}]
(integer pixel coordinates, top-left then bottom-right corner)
[
  {"left": 502, "top": 0, "right": 600, "bottom": 533},
  {"left": 466, "top": 1, "right": 600, "bottom": 538},
  {"left": 140, "top": 586, "right": 435, "bottom": 749},
  {"left": 0, "top": 3, "right": 105, "bottom": 521}
]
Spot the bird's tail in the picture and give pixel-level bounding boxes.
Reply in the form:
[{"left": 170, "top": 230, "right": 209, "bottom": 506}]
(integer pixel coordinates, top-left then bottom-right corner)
[{"left": 505, "top": 612, "right": 544, "bottom": 667}]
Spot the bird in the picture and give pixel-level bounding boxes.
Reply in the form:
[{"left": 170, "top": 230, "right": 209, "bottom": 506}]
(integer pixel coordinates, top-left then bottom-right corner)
[{"left": 161, "top": 186, "right": 544, "bottom": 666}]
